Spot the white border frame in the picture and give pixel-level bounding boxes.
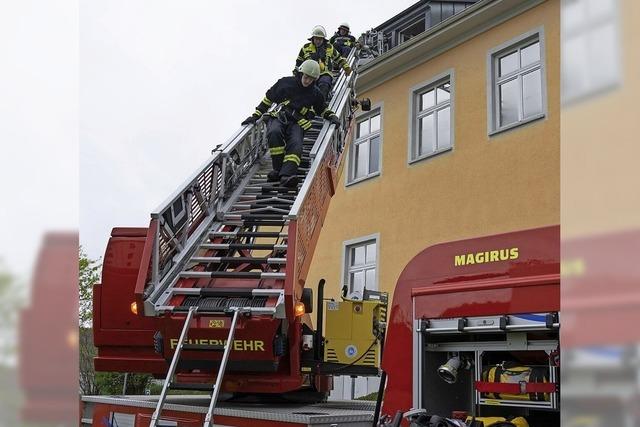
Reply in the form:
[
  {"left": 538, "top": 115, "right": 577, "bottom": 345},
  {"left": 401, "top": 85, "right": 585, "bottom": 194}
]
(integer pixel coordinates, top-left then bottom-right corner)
[
  {"left": 486, "top": 26, "right": 548, "bottom": 136},
  {"left": 561, "top": 0, "right": 622, "bottom": 106},
  {"left": 346, "top": 103, "right": 384, "bottom": 187},
  {"left": 340, "top": 233, "right": 381, "bottom": 294},
  {"left": 407, "top": 68, "right": 456, "bottom": 165}
]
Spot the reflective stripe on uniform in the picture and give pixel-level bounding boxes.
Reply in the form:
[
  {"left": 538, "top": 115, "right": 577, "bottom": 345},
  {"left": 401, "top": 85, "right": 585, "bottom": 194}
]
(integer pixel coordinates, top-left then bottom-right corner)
[
  {"left": 283, "top": 154, "right": 301, "bottom": 165},
  {"left": 254, "top": 109, "right": 263, "bottom": 116},
  {"left": 270, "top": 146, "right": 285, "bottom": 155},
  {"left": 262, "top": 97, "right": 273, "bottom": 106},
  {"left": 297, "top": 119, "right": 312, "bottom": 130}
]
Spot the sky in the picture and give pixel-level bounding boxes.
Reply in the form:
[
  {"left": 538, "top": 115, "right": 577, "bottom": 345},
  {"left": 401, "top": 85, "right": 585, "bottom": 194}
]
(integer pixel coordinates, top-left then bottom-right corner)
[
  {"left": 79, "top": 0, "right": 417, "bottom": 264},
  {"left": 0, "top": 1, "right": 78, "bottom": 278}
]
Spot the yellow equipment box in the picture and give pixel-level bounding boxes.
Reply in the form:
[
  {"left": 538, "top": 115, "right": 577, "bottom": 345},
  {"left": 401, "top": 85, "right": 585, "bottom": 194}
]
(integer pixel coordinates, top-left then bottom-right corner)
[{"left": 323, "top": 291, "right": 387, "bottom": 368}]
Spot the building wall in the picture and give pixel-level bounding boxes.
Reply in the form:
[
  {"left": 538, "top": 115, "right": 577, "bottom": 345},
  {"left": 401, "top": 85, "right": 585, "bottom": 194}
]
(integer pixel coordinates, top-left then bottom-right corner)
[
  {"left": 306, "top": 0, "right": 559, "bottom": 306},
  {"left": 561, "top": 0, "right": 640, "bottom": 238}
]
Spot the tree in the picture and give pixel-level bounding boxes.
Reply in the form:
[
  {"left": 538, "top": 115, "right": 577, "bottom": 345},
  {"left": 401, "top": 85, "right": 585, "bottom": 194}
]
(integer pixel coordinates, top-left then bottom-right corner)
[
  {"left": 0, "top": 261, "right": 24, "bottom": 364},
  {"left": 78, "top": 247, "right": 101, "bottom": 394},
  {"left": 79, "top": 247, "right": 100, "bottom": 328}
]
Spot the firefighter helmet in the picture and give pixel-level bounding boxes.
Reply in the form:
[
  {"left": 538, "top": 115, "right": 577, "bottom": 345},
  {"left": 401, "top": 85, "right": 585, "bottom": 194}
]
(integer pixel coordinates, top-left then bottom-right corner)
[
  {"left": 339, "top": 22, "right": 350, "bottom": 32},
  {"left": 298, "top": 59, "right": 321, "bottom": 79},
  {"left": 310, "top": 25, "right": 327, "bottom": 39}
]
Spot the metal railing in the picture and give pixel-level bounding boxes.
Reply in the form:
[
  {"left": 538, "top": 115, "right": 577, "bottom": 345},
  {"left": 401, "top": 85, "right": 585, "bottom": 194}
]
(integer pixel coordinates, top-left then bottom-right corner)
[
  {"left": 149, "top": 123, "right": 267, "bottom": 290},
  {"left": 144, "top": 48, "right": 360, "bottom": 303},
  {"left": 287, "top": 50, "right": 360, "bottom": 284}
]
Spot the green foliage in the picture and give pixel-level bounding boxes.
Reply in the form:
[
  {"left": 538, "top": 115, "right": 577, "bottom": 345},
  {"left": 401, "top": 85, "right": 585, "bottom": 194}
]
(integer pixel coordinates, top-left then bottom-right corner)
[
  {"left": 0, "top": 261, "right": 24, "bottom": 363},
  {"left": 79, "top": 246, "right": 101, "bottom": 327},
  {"left": 356, "top": 391, "right": 378, "bottom": 401},
  {"left": 95, "top": 372, "right": 154, "bottom": 395}
]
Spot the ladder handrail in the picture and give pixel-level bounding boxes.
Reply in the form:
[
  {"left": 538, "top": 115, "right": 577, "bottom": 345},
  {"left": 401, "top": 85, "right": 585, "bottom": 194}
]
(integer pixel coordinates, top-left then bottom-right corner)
[
  {"left": 150, "top": 306, "right": 197, "bottom": 427},
  {"left": 144, "top": 48, "right": 360, "bottom": 309},
  {"left": 203, "top": 309, "right": 241, "bottom": 427},
  {"left": 148, "top": 121, "right": 267, "bottom": 289}
]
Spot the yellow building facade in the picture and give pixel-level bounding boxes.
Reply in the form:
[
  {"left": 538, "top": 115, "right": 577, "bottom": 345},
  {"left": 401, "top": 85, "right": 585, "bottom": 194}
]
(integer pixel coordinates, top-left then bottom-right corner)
[{"left": 307, "top": 0, "right": 560, "bottom": 305}]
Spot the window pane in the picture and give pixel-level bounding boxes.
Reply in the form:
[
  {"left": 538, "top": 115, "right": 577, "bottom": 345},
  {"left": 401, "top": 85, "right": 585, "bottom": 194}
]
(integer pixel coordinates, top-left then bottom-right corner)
[
  {"left": 590, "top": 23, "right": 618, "bottom": 87},
  {"left": 354, "top": 140, "right": 369, "bottom": 179},
  {"left": 366, "top": 243, "right": 376, "bottom": 263},
  {"left": 358, "top": 120, "right": 369, "bottom": 138},
  {"left": 351, "top": 271, "right": 365, "bottom": 295},
  {"left": 369, "top": 136, "right": 380, "bottom": 174},
  {"left": 521, "top": 41, "right": 540, "bottom": 68},
  {"left": 351, "top": 245, "right": 365, "bottom": 266},
  {"left": 499, "top": 50, "right": 518, "bottom": 76},
  {"left": 522, "top": 68, "right": 543, "bottom": 118},
  {"left": 420, "top": 90, "right": 435, "bottom": 110},
  {"left": 365, "top": 268, "right": 377, "bottom": 290},
  {"left": 436, "top": 82, "right": 451, "bottom": 103},
  {"left": 562, "top": 0, "right": 586, "bottom": 33},
  {"left": 418, "top": 113, "right": 435, "bottom": 156},
  {"left": 436, "top": 106, "right": 451, "bottom": 149},
  {"left": 562, "top": 35, "right": 588, "bottom": 100},
  {"left": 499, "top": 79, "right": 519, "bottom": 127},
  {"left": 370, "top": 114, "right": 381, "bottom": 132}
]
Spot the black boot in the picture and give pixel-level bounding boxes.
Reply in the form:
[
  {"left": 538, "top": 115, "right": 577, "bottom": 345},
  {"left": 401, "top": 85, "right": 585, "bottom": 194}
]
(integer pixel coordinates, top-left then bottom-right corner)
[
  {"left": 267, "top": 170, "right": 280, "bottom": 182},
  {"left": 280, "top": 175, "right": 299, "bottom": 188}
]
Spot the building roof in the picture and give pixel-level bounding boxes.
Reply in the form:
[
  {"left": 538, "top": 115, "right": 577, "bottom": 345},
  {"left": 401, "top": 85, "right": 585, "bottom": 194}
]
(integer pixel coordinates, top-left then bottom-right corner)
[{"left": 356, "top": 0, "right": 546, "bottom": 93}]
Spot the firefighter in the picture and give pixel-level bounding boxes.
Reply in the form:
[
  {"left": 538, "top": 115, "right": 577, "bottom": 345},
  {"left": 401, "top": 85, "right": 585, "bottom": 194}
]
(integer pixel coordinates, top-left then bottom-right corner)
[
  {"left": 330, "top": 22, "right": 357, "bottom": 57},
  {"left": 295, "top": 25, "right": 352, "bottom": 100},
  {"left": 241, "top": 60, "right": 341, "bottom": 188}
]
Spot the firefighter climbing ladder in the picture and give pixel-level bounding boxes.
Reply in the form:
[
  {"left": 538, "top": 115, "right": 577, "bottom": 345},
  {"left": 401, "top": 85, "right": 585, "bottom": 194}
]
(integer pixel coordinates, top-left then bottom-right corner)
[{"left": 138, "top": 50, "right": 361, "bottom": 426}]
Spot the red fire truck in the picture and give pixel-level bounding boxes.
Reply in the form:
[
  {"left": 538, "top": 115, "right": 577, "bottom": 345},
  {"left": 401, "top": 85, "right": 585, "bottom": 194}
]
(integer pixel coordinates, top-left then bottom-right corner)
[
  {"left": 84, "top": 224, "right": 560, "bottom": 427},
  {"left": 84, "top": 40, "right": 561, "bottom": 425}
]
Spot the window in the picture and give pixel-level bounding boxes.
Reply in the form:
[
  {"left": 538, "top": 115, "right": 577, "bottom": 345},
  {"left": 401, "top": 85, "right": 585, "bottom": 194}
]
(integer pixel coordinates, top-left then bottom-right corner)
[
  {"left": 398, "top": 18, "right": 426, "bottom": 44},
  {"left": 348, "top": 110, "right": 381, "bottom": 184},
  {"left": 561, "top": 0, "right": 620, "bottom": 103},
  {"left": 488, "top": 30, "right": 546, "bottom": 134},
  {"left": 410, "top": 74, "right": 452, "bottom": 162},
  {"left": 344, "top": 237, "right": 378, "bottom": 297}
]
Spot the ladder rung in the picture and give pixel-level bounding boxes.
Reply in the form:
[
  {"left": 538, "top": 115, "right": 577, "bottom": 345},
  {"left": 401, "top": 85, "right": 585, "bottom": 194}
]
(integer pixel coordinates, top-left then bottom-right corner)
[
  {"left": 191, "top": 257, "right": 287, "bottom": 264},
  {"left": 224, "top": 214, "right": 286, "bottom": 221},
  {"left": 260, "top": 186, "right": 300, "bottom": 193},
  {"left": 200, "top": 243, "right": 287, "bottom": 250},
  {"left": 180, "top": 271, "right": 286, "bottom": 279},
  {"left": 169, "top": 382, "right": 216, "bottom": 392},
  {"left": 222, "top": 220, "right": 288, "bottom": 227},
  {"left": 209, "top": 231, "right": 287, "bottom": 238},
  {"left": 173, "top": 287, "right": 278, "bottom": 297}
]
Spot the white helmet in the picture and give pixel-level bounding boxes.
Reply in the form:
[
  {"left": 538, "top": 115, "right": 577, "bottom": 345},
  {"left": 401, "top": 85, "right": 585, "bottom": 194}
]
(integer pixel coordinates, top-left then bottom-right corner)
[
  {"left": 310, "top": 25, "right": 327, "bottom": 39},
  {"left": 339, "top": 22, "right": 350, "bottom": 32},
  {"left": 298, "top": 59, "right": 321, "bottom": 79}
]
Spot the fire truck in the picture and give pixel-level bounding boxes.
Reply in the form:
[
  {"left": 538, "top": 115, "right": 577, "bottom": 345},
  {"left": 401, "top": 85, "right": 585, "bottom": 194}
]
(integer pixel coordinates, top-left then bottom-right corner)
[{"left": 83, "top": 46, "right": 561, "bottom": 426}]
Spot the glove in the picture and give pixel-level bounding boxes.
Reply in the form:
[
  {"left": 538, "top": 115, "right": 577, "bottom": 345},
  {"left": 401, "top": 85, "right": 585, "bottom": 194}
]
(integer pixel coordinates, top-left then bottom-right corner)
[
  {"left": 344, "top": 65, "right": 352, "bottom": 76},
  {"left": 241, "top": 115, "right": 258, "bottom": 126},
  {"left": 328, "top": 114, "right": 341, "bottom": 126}
]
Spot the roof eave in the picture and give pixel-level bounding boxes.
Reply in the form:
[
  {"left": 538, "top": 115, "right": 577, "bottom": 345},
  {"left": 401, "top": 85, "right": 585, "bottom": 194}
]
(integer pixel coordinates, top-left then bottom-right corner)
[{"left": 356, "top": 0, "right": 546, "bottom": 94}]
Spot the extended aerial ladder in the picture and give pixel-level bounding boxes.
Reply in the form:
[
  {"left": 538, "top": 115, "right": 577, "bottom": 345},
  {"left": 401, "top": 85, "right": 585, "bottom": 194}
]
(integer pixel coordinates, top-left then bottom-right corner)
[{"left": 93, "top": 49, "right": 370, "bottom": 426}]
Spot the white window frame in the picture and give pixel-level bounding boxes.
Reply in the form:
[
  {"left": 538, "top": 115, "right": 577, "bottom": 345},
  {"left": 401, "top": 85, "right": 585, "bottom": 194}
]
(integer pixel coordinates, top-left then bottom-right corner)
[
  {"left": 561, "top": 0, "right": 621, "bottom": 104},
  {"left": 398, "top": 17, "right": 426, "bottom": 45},
  {"left": 341, "top": 233, "right": 380, "bottom": 296},
  {"left": 487, "top": 27, "right": 547, "bottom": 136},
  {"left": 346, "top": 105, "right": 383, "bottom": 186},
  {"left": 408, "top": 69, "right": 455, "bottom": 164}
]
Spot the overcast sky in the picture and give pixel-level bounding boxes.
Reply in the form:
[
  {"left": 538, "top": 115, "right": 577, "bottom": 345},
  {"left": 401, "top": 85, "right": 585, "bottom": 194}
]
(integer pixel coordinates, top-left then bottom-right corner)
[
  {"left": 79, "top": 0, "right": 417, "bottom": 264},
  {"left": 1, "top": 1, "right": 78, "bottom": 278}
]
